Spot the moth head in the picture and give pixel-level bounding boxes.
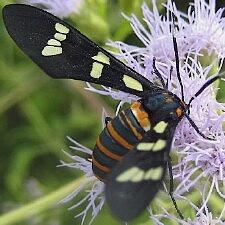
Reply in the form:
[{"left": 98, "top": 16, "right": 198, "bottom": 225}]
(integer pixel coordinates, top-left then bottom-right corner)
[{"left": 142, "top": 91, "right": 186, "bottom": 123}]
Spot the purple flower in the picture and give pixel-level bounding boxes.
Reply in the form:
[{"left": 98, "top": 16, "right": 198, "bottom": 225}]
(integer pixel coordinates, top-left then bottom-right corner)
[
  {"left": 59, "top": 137, "right": 104, "bottom": 225},
  {"left": 184, "top": 0, "right": 225, "bottom": 58},
  {"left": 61, "top": 0, "right": 225, "bottom": 223},
  {"left": 150, "top": 195, "right": 225, "bottom": 225},
  {"left": 24, "top": 0, "right": 83, "bottom": 18},
  {"left": 106, "top": 0, "right": 225, "bottom": 211}
]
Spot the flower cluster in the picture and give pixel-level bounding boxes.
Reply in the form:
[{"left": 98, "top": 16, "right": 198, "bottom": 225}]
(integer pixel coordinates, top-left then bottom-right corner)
[
  {"left": 150, "top": 195, "right": 225, "bottom": 225},
  {"left": 59, "top": 137, "right": 105, "bottom": 225},
  {"left": 61, "top": 0, "right": 225, "bottom": 224},
  {"left": 24, "top": 0, "right": 83, "bottom": 18}
]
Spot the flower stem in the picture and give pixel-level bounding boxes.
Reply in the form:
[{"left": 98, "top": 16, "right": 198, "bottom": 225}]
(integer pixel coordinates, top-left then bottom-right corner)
[{"left": 0, "top": 176, "right": 88, "bottom": 225}]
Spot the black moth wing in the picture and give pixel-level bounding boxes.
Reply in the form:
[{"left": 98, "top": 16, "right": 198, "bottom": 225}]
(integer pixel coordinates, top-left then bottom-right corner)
[
  {"left": 3, "top": 4, "right": 155, "bottom": 97},
  {"left": 105, "top": 124, "right": 177, "bottom": 221}
]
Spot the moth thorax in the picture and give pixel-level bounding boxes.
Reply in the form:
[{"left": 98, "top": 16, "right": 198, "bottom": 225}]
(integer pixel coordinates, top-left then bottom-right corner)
[{"left": 130, "top": 101, "right": 151, "bottom": 132}]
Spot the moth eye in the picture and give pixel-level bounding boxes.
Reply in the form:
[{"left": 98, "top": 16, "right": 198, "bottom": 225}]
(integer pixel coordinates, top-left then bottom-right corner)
[{"left": 175, "top": 107, "right": 183, "bottom": 117}]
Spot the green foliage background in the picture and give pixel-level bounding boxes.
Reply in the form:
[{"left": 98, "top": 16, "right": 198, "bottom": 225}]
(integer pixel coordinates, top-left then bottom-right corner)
[{"left": 0, "top": 0, "right": 224, "bottom": 225}]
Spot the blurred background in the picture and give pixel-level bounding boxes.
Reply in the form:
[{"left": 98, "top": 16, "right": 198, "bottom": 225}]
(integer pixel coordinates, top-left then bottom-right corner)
[{"left": 0, "top": 0, "right": 225, "bottom": 225}]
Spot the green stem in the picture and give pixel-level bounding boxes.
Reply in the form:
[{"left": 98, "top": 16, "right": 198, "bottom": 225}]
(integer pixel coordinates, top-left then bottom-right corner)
[{"left": 0, "top": 176, "right": 88, "bottom": 225}]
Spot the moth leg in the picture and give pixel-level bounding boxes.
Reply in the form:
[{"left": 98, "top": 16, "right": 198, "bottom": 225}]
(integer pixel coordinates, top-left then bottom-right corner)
[
  {"left": 152, "top": 57, "right": 166, "bottom": 88},
  {"left": 105, "top": 116, "right": 112, "bottom": 125},
  {"left": 168, "top": 156, "right": 184, "bottom": 219}
]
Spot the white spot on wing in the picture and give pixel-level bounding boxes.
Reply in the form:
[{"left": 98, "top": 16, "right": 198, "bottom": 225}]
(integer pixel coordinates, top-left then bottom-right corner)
[
  {"left": 116, "top": 167, "right": 140, "bottom": 182},
  {"left": 144, "top": 167, "right": 163, "bottom": 180},
  {"left": 47, "top": 39, "right": 61, "bottom": 46},
  {"left": 152, "top": 139, "right": 166, "bottom": 152},
  {"left": 123, "top": 75, "right": 143, "bottom": 91},
  {"left": 137, "top": 142, "right": 154, "bottom": 151},
  {"left": 55, "top": 23, "right": 70, "bottom": 34},
  {"left": 42, "top": 23, "right": 69, "bottom": 57},
  {"left": 131, "top": 170, "right": 144, "bottom": 182},
  {"left": 90, "top": 62, "right": 103, "bottom": 78},
  {"left": 42, "top": 46, "right": 62, "bottom": 56},
  {"left": 92, "top": 52, "right": 110, "bottom": 65},
  {"left": 54, "top": 33, "right": 67, "bottom": 41},
  {"left": 116, "top": 166, "right": 163, "bottom": 182},
  {"left": 153, "top": 121, "right": 168, "bottom": 134}
]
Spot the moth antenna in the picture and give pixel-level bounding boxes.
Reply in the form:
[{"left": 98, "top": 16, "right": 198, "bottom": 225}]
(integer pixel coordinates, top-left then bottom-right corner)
[
  {"left": 152, "top": 57, "right": 166, "bottom": 88},
  {"left": 171, "top": 13, "right": 185, "bottom": 102},
  {"left": 185, "top": 113, "right": 215, "bottom": 141},
  {"left": 188, "top": 71, "right": 225, "bottom": 107}
]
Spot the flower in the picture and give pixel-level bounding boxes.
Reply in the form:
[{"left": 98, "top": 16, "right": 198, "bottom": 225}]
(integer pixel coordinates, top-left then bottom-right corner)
[
  {"left": 61, "top": 0, "right": 225, "bottom": 223},
  {"left": 105, "top": 0, "right": 225, "bottom": 211},
  {"left": 24, "top": 0, "right": 83, "bottom": 18},
  {"left": 90, "top": 0, "right": 225, "bottom": 101},
  {"left": 184, "top": 0, "right": 225, "bottom": 59},
  {"left": 59, "top": 136, "right": 105, "bottom": 225},
  {"left": 150, "top": 194, "right": 225, "bottom": 225}
]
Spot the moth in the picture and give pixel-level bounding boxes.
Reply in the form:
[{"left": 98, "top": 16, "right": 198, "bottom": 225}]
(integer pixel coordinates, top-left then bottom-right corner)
[{"left": 3, "top": 4, "right": 219, "bottom": 221}]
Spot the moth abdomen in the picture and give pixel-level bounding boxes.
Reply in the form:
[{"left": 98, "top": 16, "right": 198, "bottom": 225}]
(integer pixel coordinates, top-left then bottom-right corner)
[{"left": 92, "top": 101, "right": 149, "bottom": 181}]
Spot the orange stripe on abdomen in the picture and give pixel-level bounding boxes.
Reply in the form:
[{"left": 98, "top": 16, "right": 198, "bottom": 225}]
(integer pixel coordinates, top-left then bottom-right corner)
[
  {"left": 107, "top": 121, "right": 133, "bottom": 150},
  {"left": 96, "top": 137, "right": 122, "bottom": 161},
  {"left": 120, "top": 111, "right": 143, "bottom": 140},
  {"left": 92, "top": 155, "right": 111, "bottom": 173}
]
